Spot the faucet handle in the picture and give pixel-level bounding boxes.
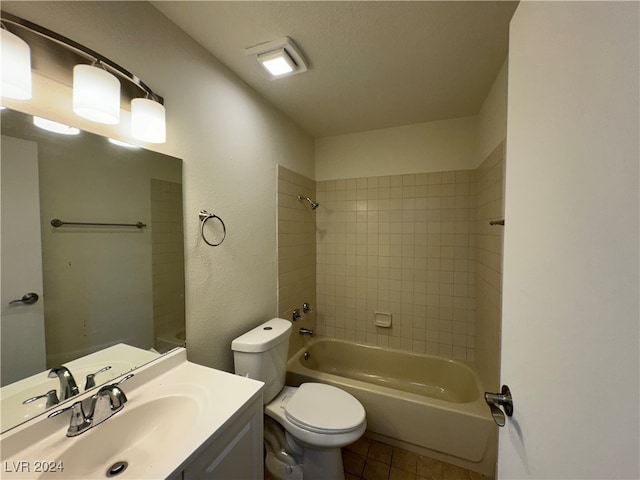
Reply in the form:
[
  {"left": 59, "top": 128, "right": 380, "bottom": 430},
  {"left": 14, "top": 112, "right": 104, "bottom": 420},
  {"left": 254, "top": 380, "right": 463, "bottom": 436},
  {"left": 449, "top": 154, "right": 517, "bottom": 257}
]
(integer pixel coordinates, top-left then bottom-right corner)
[
  {"left": 48, "top": 400, "right": 82, "bottom": 419},
  {"left": 116, "top": 373, "right": 134, "bottom": 385},
  {"left": 84, "top": 365, "right": 112, "bottom": 390},
  {"left": 23, "top": 389, "right": 60, "bottom": 408}
]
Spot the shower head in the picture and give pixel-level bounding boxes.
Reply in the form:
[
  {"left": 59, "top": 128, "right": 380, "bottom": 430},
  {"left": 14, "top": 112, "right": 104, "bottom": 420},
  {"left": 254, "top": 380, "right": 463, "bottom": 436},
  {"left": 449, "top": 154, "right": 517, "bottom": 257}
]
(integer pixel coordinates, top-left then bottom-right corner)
[{"left": 298, "top": 195, "right": 319, "bottom": 210}]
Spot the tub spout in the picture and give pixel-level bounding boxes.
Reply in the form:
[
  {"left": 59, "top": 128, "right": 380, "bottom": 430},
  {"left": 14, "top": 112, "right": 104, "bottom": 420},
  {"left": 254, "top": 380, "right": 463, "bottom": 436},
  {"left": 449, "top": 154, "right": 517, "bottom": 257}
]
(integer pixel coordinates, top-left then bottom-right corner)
[{"left": 299, "top": 327, "right": 314, "bottom": 337}]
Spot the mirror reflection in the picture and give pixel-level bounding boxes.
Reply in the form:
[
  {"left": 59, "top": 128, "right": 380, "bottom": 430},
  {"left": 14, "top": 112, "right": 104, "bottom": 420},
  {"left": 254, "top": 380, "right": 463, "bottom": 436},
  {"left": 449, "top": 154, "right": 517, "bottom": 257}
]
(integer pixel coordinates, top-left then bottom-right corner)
[{"left": 0, "top": 108, "right": 185, "bottom": 432}]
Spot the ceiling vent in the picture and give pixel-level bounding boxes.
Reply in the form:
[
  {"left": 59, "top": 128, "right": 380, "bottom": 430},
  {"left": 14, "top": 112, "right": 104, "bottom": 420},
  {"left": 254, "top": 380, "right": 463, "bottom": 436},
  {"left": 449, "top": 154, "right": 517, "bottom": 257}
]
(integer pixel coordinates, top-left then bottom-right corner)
[{"left": 245, "top": 37, "right": 308, "bottom": 79}]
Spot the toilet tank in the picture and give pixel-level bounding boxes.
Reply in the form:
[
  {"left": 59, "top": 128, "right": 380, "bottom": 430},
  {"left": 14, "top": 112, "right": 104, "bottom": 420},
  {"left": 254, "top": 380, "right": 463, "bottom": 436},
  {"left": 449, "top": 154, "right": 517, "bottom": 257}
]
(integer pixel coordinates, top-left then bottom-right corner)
[{"left": 231, "top": 318, "right": 292, "bottom": 404}]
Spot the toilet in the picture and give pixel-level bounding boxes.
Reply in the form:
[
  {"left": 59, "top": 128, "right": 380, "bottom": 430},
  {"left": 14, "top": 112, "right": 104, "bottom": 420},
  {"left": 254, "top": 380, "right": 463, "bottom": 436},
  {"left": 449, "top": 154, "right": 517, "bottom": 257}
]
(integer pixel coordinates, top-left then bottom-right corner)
[{"left": 232, "top": 318, "right": 366, "bottom": 480}]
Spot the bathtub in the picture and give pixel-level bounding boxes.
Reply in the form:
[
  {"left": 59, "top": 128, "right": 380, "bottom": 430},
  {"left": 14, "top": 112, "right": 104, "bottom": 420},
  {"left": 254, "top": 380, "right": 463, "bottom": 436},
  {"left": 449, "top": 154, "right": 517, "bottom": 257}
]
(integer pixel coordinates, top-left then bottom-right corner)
[
  {"left": 154, "top": 328, "right": 186, "bottom": 353},
  {"left": 286, "top": 337, "right": 497, "bottom": 476}
]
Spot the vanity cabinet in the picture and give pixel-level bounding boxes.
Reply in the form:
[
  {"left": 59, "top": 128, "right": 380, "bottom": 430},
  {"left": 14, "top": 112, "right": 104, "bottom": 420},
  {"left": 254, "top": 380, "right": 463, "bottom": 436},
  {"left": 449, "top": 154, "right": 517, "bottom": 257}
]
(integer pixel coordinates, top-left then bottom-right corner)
[{"left": 181, "top": 394, "right": 263, "bottom": 479}]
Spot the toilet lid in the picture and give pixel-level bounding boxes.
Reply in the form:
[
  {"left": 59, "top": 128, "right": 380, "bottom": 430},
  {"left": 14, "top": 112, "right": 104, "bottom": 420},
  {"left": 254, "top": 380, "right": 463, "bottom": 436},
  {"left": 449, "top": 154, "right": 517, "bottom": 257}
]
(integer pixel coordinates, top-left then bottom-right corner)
[{"left": 285, "top": 383, "right": 365, "bottom": 434}]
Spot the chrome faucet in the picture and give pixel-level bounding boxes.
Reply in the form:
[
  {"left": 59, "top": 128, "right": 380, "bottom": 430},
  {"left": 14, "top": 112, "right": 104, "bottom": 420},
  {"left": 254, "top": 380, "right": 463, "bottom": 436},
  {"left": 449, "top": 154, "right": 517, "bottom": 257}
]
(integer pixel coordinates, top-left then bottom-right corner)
[
  {"left": 48, "top": 366, "right": 80, "bottom": 401},
  {"left": 48, "top": 374, "right": 133, "bottom": 437},
  {"left": 299, "top": 327, "right": 314, "bottom": 337},
  {"left": 292, "top": 309, "right": 303, "bottom": 322},
  {"left": 89, "top": 383, "right": 128, "bottom": 425}
]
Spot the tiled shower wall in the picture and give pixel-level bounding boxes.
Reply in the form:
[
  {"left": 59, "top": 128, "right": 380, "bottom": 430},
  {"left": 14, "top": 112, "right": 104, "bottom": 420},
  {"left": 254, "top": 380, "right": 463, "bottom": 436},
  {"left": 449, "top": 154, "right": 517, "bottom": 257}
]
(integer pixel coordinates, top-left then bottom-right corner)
[
  {"left": 277, "top": 166, "right": 317, "bottom": 356},
  {"left": 151, "top": 179, "right": 185, "bottom": 344},
  {"left": 277, "top": 149, "right": 505, "bottom": 366},
  {"left": 315, "top": 171, "right": 477, "bottom": 360}
]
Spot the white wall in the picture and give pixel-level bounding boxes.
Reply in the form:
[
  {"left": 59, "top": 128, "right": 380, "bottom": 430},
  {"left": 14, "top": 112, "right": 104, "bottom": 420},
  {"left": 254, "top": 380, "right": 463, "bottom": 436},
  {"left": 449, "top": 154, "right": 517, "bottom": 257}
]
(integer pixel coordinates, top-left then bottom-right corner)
[
  {"left": 315, "top": 116, "right": 477, "bottom": 181},
  {"left": 476, "top": 60, "right": 508, "bottom": 166},
  {"left": 500, "top": 2, "right": 639, "bottom": 477},
  {"left": 314, "top": 60, "right": 508, "bottom": 181},
  {"left": 3, "top": 1, "right": 314, "bottom": 371}
]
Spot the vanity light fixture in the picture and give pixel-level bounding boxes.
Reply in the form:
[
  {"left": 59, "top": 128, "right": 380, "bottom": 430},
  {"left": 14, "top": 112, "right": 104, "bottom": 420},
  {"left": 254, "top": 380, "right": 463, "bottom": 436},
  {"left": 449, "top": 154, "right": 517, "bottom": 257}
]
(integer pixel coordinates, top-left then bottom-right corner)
[
  {"left": 246, "top": 37, "right": 308, "bottom": 79},
  {"left": 33, "top": 116, "right": 80, "bottom": 135},
  {"left": 72, "top": 63, "right": 120, "bottom": 125},
  {"left": 131, "top": 97, "right": 166, "bottom": 144},
  {"left": 0, "top": 25, "right": 32, "bottom": 99},
  {"left": 0, "top": 12, "right": 167, "bottom": 143}
]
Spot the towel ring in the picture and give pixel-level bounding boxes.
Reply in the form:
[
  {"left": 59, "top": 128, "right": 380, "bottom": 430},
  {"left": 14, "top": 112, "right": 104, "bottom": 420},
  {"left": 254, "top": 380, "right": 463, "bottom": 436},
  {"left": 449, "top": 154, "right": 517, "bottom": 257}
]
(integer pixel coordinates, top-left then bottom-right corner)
[{"left": 199, "top": 210, "right": 226, "bottom": 247}]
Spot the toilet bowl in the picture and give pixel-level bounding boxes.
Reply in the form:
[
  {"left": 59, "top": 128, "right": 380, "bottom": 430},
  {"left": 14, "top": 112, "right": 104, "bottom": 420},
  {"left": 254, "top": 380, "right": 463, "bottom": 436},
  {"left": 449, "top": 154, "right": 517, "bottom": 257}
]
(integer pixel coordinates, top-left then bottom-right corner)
[
  {"left": 267, "top": 384, "right": 366, "bottom": 448},
  {"left": 232, "top": 318, "right": 366, "bottom": 480}
]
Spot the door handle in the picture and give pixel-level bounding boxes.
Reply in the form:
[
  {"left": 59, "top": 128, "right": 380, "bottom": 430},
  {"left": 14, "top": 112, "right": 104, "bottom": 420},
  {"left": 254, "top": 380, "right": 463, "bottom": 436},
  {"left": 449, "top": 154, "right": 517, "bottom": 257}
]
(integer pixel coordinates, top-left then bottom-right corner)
[
  {"left": 484, "top": 384, "right": 513, "bottom": 427},
  {"left": 8, "top": 292, "right": 39, "bottom": 305}
]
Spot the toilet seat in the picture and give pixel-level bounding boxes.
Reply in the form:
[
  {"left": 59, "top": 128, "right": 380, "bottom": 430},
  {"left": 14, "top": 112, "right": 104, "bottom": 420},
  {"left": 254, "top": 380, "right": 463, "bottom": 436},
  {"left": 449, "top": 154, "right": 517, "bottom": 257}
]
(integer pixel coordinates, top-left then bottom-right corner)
[
  {"left": 285, "top": 383, "right": 365, "bottom": 434},
  {"left": 265, "top": 384, "right": 367, "bottom": 449}
]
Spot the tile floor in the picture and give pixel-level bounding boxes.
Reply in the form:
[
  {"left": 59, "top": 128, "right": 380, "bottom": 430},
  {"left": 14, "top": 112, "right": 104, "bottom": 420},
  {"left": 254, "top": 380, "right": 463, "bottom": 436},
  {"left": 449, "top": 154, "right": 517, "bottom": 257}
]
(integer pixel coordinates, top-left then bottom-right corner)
[
  {"left": 342, "top": 437, "right": 493, "bottom": 480},
  {"left": 265, "top": 435, "right": 494, "bottom": 480}
]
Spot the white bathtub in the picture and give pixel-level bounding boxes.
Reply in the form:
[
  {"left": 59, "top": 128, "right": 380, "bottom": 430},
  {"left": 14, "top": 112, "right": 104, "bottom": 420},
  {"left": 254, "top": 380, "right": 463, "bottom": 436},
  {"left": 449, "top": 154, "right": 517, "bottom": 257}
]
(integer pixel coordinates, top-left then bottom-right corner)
[{"left": 286, "top": 337, "right": 497, "bottom": 476}]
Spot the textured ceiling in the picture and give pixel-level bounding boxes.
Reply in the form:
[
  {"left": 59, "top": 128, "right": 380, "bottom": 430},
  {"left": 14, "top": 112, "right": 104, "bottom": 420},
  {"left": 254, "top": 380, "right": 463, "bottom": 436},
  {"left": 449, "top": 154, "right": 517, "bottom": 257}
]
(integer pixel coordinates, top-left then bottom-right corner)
[{"left": 153, "top": 1, "right": 518, "bottom": 138}]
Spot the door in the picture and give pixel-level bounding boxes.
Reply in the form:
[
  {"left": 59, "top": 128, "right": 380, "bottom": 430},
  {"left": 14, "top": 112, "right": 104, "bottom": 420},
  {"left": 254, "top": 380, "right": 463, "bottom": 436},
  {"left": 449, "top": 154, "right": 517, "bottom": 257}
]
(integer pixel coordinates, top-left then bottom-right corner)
[
  {"left": 498, "top": 2, "right": 639, "bottom": 479},
  {"left": 1, "top": 135, "right": 47, "bottom": 385}
]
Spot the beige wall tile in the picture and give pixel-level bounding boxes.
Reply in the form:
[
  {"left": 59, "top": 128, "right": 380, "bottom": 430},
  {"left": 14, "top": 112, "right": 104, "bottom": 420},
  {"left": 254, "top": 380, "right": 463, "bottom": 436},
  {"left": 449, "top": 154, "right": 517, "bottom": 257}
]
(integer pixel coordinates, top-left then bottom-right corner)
[
  {"left": 279, "top": 150, "right": 503, "bottom": 378},
  {"left": 316, "top": 168, "right": 477, "bottom": 360}
]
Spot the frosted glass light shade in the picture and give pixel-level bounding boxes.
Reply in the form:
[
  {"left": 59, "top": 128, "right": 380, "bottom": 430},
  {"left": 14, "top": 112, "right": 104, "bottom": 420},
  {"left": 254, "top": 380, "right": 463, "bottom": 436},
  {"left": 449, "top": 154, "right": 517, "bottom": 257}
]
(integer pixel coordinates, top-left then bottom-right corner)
[
  {"left": 73, "top": 64, "right": 120, "bottom": 124},
  {"left": 33, "top": 116, "right": 79, "bottom": 135},
  {"left": 1, "top": 29, "right": 32, "bottom": 100},
  {"left": 131, "top": 98, "right": 166, "bottom": 143},
  {"left": 108, "top": 138, "right": 138, "bottom": 148}
]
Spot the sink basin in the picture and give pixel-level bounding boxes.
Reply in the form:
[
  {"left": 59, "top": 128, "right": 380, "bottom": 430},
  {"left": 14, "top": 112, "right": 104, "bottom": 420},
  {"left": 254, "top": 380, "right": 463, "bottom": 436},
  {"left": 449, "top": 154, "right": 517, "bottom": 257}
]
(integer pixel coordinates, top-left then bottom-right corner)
[
  {"left": 37, "top": 395, "right": 200, "bottom": 479},
  {"left": 0, "top": 348, "right": 264, "bottom": 480}
]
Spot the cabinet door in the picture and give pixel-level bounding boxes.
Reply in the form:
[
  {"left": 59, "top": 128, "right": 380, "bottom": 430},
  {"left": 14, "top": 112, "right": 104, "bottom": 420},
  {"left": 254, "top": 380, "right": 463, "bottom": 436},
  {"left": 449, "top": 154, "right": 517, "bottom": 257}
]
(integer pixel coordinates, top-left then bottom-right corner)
[{"left": 183, "top": 397, "right": 263, "bottom": 479}]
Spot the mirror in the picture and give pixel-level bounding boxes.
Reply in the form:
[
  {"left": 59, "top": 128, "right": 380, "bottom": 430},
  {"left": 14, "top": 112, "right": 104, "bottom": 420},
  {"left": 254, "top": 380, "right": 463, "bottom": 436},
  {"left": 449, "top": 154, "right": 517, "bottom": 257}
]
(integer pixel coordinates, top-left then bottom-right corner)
[{"left": 0, "top": 108, "right": 185, "bottom": 432}]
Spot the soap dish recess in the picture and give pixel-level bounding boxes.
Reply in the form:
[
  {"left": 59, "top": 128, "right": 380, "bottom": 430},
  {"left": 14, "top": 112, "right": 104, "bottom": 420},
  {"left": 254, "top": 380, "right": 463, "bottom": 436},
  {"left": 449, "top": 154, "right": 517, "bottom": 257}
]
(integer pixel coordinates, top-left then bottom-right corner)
[{"left": 374, "top": 312, "right": 392, "bottom": 328}]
